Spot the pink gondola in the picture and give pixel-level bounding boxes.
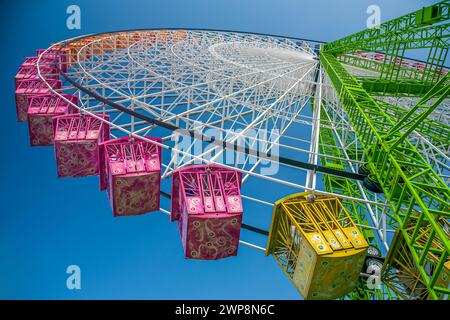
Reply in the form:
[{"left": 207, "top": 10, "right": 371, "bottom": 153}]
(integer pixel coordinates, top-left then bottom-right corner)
[
  {"left": 359, "top": 51, "right": 368, "bottom": 58},
  {"left": 99, "top": 136, "right": 162, "bottom": 217},
  {"left": 412, "top": 62, "right": 426, "bottom": 71},
  {"left": 394, "top": 57, "right": 403, "bottom": 66},
  {"left": 374, "top": 53, "right": 384, "bottom": 62},
  {"left": 37, "top": 49, "right": 68, "bottom": 73},
  {"left": 21, "top": 56, "right": 52, "bottom": 68},
  {"left": 15, "top": 78, "right": 62, "bottom": 122},
  {"left": 27, "top": 94, "right": 78, "bottom": 146},
  {"left": 171, "top": 164, "right": 243, "bottom": 260},
  {"left": 15, "top": 65, "right": 58, "bottom": 88},
  {"left": 53, "top": 113, "right": 110, "bottom": 178}
]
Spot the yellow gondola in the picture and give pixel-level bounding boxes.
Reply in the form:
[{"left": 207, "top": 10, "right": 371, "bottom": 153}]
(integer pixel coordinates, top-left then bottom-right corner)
[{"left": 266, "top": 192, "right": 369, "bottom": 299}]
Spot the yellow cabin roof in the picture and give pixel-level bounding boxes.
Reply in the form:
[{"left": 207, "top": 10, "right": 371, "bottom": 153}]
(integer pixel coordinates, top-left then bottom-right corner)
[{"left": 268, "top": 192, "right": 368, "bottom": 257}]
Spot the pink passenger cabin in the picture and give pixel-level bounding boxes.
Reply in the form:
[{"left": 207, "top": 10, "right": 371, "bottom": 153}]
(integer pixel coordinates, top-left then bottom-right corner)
[
  {"left": 53, "top": 114, "right": 110, "bottom": 178},
  {"left": 36, "top": 49, "right": 68, "bottom": 73},
  {"left": 171, "top": 164, "right": 244, "bottom": 260},
  {"left": 374, "top": 53, "right": 385, "bottom": 62},
  {"left": 15, "top": 65, "right": 58, "bottom": 88},
  {"left": 412, "top": 62, "right": 426, "bottom": 71},
  {"left": 394, "top": 57, "right": 403, "bottom": 66},
  {"left": 99, "top": 136, "right": 162, "bottom": 217},
  {"left": 27, "top": 94, "right": 78, "bottom": 146},
  {"left": 15, "top": 78, "right": 61, "bottom": 122},
  {"left": 21, "top": 56, "right": 51, "bottom": 68},
  {"left": 15, "top": 48, "right": 65, "bottom": 88}
]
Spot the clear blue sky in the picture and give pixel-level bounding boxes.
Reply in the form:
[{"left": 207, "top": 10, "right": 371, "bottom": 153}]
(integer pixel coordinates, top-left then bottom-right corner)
[{"left": 0, "top": 0, "right": 437, "bottom": 299}]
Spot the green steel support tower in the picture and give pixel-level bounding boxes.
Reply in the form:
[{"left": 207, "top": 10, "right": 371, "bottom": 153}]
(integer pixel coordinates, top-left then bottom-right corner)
[{"left": 319, "top": 1, "right": 450, "bottom": 299}]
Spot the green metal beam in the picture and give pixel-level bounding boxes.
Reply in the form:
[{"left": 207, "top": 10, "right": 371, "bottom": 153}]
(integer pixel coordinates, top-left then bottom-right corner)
[
  {"left": 338, "top": 54, "right": 447, "bottom": 96},
  {"left": 375, "top": 98, "right": 450, "bottom": 151},
  {"left": 338, "top": 54, "right": 431, "bottom": 80},
  {"left": 320, "top": 51, "right": 450, "bottom": 299},
  {"left": 323, "top": 1, "right": 450, "bottom": 55},
  {"left": 385, "top": 72, "right": 450, "bottom": 148},
  {"left": 325, "top": 1, "right": 449, "bottom": 94},
  {"left": 329, "top": 23, "right": 450, "bottom": 53},
  {"left": 360, "top": 78, "right": 440, "bottom": 96},
  {"left": 318, "top": 106, "right": 398, "bottom": 300}
]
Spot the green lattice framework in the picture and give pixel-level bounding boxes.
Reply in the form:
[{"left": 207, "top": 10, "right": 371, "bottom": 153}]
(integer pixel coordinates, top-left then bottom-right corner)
[
  {"left": 330, "top": 1, "right": 450, "bottom": 96},
  {"left": 318, "top": 104, "right": 377, "bottom": 241},
  {"left": 319, "top": 1, "right": 450, "bottom": 299},
  {"left": 375, "top": 98, "right": 450, "bottom": 152},
  {"left": 317, "top": 105, "right": 399, "bottom": 299}
]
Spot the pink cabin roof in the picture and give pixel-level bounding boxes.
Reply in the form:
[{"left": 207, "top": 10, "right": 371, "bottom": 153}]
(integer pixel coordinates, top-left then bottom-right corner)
[
  {"left": 53, "top": 113, "right": 109, "bottom": 142},
  {"left": 101, "top": 136, "right": 162, "bottom": 179},
  {"left": 15, "top": 65, "right": 59, "bottom": 86},
  {"left": 171, "top": 164, "right": 243, "bottom": 220},
  {"left": 15, "top": 78, "right": 62, "bottom": 94},
  {"left": 28, "top": 94, "right": 78, "bottom": 116},
  {"left": 22, "top": 56, "right": 56, "bottom": 68},
  {"left": 37, "top": 48, "right": 65, "bottom": 59},
  {"left": 36, "top": 49, "right": 68, "bottom": 72},
  {"left": 412, "top": 61, "right": 425, "bottom": 70},
  {"left": 22, "top": 57, "right": 41, "bottom": 66}
]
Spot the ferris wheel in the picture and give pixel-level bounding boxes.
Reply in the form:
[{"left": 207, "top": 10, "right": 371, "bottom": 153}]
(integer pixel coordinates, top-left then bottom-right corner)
[{"left": 14, "top": 1, "right": 450, "bottom": 301}]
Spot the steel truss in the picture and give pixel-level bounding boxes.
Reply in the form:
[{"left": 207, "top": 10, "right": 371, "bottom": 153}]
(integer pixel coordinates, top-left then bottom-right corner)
[{"left": 34, "top": 19, "right": 449, "bottom": 299}]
